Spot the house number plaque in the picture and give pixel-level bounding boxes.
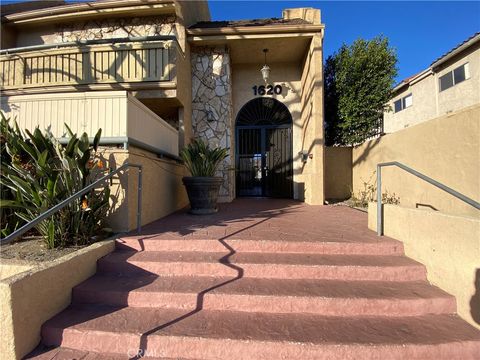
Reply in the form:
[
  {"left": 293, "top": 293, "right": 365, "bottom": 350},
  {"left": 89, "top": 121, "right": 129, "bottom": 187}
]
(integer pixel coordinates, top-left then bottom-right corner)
[{"left": 252, "top": 84, "right": 283, "bottom": 96}]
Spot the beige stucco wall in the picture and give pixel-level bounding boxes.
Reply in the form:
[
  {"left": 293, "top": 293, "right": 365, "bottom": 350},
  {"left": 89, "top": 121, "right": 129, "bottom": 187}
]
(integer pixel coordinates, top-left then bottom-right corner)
[
  {"left": 175, "top": 42, "right": 193, "bottom": 147},
  {"left": 283, "top": 8, "right": 321, "bottom": 24},
  {"left": 0, "top": 240, "right": 115, "bottom": 359},
  {"left": 384, "top": 41, "right": 480, "bottom": 133},
  {"left": 384, "top": 73, "right": 437, "bottom": 133},
  {"left": 368, "top": 203, "right": 480, "bottom": 329},
  {"left": 436, "top": 42, "right": 480, "bottom": 116},
  {"left": 127, "top": 146, "right": 188, "bottom": 230},
  {"left": 97, "top": 148, "right": 130, "bottom": 233},
  {"left": 231, "top": 62, "right": 303, "bottom": 199},
  {"left": 0, "top": 260, "right": 33, "bottom": 281},
  {"left": 324, "top": 146, "right": 352, "bottom": 200},
  {"left": 296, "top": 34, "right": 325, "bottom": 204},
  {"left": 353, "top": 104, "right": 480, "bottom": 218},
  {"left": 97, "top": 146, "right": 188, "bottom": 233},
  {"left": 175, "top": 0, "right": 210, "bottom": 30}
]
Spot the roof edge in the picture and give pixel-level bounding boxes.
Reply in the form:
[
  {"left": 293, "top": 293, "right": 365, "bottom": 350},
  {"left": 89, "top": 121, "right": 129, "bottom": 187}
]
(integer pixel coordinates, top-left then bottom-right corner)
[
  {"left": 393, "top": 68, "right": 432, "bottom": 93},
  {"left": 431, "top": 32, "right": 480, "bottom": 69},
  {"left": 2, "top": 0, "right": 175, "bottom": 24},
  {"left": 394, "top": 32, "right": 479, "bottom": 93},
  {"left": 187, "top": 23, "right": 324, "bottom": 37}
]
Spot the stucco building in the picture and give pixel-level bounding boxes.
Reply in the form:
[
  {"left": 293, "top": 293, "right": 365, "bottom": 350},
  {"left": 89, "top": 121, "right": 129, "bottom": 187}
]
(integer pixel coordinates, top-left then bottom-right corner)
[
  {"left": 384, "top": 32, "right": 480, "bottom": 133},
  {"left": 2, "top": 3, "right": 480, "bottom": 359},
  {"left": 0, "top": 0, "right": 325, "bottom": 231}
]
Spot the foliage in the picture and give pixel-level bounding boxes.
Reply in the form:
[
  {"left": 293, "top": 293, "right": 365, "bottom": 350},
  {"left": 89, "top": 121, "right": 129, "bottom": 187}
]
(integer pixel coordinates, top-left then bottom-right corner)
[
  {"left": 0, "top": 113, "right": 110, "bottom": 248},
  {"left": 180, "top": 139, "right": 229, "bottom": 177},
  {"left": 0, "top": 118, "right": 25, "bottom": 235},
  {"left": 349, "top": 172, "right": 400, "bottom": 208},
  {"left": 325, "top": 36, "right": 398, "bottom": 145}
]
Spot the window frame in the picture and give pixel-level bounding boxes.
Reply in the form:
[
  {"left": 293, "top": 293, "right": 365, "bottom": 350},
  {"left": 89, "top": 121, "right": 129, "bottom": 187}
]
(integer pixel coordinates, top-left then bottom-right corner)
[
  {"left": 403, "top": 93, "right": 413, "bottom": 109},
  {"left": 393, "top": 93, "right": 413, "bottom": 113},
  {"left": 439, "top": 62, "right": 470, "bottom": 92}
]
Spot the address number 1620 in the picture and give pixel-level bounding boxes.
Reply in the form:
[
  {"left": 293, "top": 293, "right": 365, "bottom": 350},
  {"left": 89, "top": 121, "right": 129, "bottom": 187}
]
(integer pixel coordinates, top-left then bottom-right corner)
[{"left": 252, "top": 84, "right": 283, "bottom": 96}]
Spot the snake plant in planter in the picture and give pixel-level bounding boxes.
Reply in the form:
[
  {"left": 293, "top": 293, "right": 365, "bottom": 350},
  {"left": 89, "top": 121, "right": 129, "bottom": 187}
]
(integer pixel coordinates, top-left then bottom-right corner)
[{"left": 180, "top": 139, "right": 229, "bottom": 215}]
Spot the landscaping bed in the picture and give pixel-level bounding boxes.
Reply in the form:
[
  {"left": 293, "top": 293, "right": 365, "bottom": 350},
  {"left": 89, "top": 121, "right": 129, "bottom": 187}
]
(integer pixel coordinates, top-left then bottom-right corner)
[
  {"left": 0, "top": 237, "right": 88, "bottom": 262},
  {"left": 1, "top": 239, "right": 116, "bottom": 359},
  {"left": 325, "top": 198, "right": 368, "bottom": 213}
]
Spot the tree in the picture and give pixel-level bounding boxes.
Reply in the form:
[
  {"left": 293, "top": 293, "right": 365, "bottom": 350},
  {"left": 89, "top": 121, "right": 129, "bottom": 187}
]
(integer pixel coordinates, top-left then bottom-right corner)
[{"left": 324, "top": 36, "right": 398, "bottom": 145}]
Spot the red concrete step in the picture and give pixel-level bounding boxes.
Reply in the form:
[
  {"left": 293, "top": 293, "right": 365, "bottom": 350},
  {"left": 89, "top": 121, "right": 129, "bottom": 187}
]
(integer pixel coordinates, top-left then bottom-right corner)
[
  {"left": 25, "top": 346, "right": 186, "bottom": 359},
  {"left": 97, "top": 251, "right": 427, "bottom": 281},
  {"left": 115, "top": 236, "right": 404, "bottom": 255},
  {"left": 73, "top": 274, "right": 455, "bottom": 317},
  {"left": 25, "top": 347, "right": 124, "bottom": 360},
  {"left": 42, "top": 305, "right": 480, "bottom": 360}
]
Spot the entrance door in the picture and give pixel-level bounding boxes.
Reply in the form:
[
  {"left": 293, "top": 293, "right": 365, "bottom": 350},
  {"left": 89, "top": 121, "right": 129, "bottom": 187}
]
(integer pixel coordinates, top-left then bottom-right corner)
[{"left": 235, "top": 98, "right": 293, "bottom": 198}]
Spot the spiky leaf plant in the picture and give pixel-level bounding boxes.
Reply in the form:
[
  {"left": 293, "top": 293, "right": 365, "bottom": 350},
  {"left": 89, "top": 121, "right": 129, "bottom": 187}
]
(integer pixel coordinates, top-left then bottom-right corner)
[
  {"left": 180, "top": 139, "right": 229, "bottom": 177},
  {"left": 0, "top": 113, "right": 110, "bottom": 248}
]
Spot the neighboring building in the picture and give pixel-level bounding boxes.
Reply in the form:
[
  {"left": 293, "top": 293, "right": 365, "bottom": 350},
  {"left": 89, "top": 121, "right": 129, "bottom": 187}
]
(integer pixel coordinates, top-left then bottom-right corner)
[
  {"left": 0, "top": 1, "right": 325, "bottom": 230},
  {"left": 384, "top": 32, "right": 480, "bottom": 133}
]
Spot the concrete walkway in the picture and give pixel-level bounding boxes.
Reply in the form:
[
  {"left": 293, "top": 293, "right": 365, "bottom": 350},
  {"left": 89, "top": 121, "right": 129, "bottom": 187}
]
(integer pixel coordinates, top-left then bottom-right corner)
[{"left": 28, "top": 199, "right": 480, "bottom": 359}]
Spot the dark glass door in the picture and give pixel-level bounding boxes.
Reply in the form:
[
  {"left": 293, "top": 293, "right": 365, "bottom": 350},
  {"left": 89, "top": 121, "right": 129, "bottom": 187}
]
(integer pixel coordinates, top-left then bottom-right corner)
[{"left": 236, "top": 125, "right": 292, "bottom": 198}]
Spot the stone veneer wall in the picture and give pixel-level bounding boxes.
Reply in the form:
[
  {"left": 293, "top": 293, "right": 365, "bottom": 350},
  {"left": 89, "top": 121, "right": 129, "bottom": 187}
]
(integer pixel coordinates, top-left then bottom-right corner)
[
  {"left": 55, "top": 15, "right": 177, "bottom": 42},
  {"left": 191, "top": 47, "right": 234, "bottom": 201}
]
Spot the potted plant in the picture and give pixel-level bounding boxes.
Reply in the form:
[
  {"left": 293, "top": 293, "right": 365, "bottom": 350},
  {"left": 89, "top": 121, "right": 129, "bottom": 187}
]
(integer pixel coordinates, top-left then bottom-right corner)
[{"left": 180, "top": 139, "right": 229, "bottom": 215}]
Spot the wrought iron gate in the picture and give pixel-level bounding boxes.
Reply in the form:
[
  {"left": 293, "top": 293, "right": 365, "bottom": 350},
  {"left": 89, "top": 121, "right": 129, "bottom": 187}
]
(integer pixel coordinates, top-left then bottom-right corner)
[{"left": 235, "top": 98, "right": 293, "bottom": 198}]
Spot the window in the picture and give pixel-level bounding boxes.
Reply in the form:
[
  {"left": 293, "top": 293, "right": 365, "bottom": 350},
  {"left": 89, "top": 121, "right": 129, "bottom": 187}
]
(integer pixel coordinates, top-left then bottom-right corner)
[
  {"left": 439, "top": 63, "right": 470, "bottom": 91},
  {"left": 440, "top": 72, "right": 454, "bottom": 91},
  {"left": 394, "top": 93, "right": 412, "bottom": 113},
  {"left": 453, "top": 65, "right": 466, "bottom": 83},
  {"left": 403, "top": 94, "right": 413, "bottom": 108},
  {"left": 394, "top": 99, "right": 402, "bottom": 112}
]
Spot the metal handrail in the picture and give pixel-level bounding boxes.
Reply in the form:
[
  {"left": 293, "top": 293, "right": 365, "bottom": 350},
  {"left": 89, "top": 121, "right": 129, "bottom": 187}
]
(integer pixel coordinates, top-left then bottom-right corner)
[
  {"left": 376, "top": 161, "right": 480, "bottom": 236},
  {"left": 1, "top": 163, "right": 143, "bottom": 244}
]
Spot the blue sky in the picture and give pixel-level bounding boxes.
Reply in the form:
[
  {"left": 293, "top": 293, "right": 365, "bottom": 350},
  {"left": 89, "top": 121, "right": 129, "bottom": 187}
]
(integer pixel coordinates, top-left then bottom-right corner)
[
  {"left": 209, "top": 1, "right": 480, "bottom": 82},
  {"left": 2, "top": 1, "right": 479, "bottom": 82}
]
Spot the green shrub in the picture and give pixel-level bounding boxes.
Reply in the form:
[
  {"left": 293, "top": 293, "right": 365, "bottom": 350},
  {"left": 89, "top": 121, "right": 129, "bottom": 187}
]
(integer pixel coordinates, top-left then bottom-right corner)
[
  {"left": 0, "top": 118, "right": 25, "bottom": 236},
  {"left": 0, "top": 113, "right": 110, "bottom": 248},
  {"left": 180, "top": 139, "right": 229, "bottom": 177}
]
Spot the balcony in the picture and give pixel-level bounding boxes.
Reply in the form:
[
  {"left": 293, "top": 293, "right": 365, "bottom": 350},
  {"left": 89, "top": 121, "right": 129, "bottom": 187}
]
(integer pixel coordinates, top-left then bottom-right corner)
[
  {"left": 0, "top": 38, "right": 178, "bottom": 94},
  {"left": 1, "top": 91, "right": 179, "bottom": 159}
]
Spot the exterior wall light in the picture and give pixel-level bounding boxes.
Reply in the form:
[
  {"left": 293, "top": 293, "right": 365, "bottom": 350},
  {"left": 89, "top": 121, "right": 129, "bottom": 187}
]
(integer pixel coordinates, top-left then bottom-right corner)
[
  {"left": 299, "top": 150, "right": 313, "bottom": 163},
  {"left": 261, "top": 48, "right": 270, "bottom": 83}
]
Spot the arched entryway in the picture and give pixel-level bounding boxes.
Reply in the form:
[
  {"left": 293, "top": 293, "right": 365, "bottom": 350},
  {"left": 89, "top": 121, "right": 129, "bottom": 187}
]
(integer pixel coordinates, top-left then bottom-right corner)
[{"left": 235, "top": 97, "right": 293, "bottom": 198}]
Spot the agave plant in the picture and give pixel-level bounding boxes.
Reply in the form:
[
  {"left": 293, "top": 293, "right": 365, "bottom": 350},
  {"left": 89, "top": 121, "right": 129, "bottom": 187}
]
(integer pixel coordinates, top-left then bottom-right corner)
[
  {"left": 180, "top": 139, "right": 229, "bottom": 177},
  {"left": 0, "top": 113, "right": 110, "bottom": 248}
]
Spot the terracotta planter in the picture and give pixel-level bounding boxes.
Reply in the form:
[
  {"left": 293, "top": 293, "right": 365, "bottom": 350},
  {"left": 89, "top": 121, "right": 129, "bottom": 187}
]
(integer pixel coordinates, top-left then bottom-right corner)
[{"left": 182, "top": 176, "right": 223, "bottom": 215}]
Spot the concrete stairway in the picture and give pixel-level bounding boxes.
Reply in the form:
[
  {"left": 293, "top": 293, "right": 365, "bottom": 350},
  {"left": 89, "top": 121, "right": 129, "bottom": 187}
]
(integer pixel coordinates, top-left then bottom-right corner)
[{"left": 30, "top": 201, "right": 480, "bottom": 359}]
